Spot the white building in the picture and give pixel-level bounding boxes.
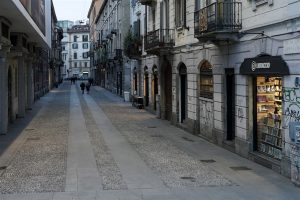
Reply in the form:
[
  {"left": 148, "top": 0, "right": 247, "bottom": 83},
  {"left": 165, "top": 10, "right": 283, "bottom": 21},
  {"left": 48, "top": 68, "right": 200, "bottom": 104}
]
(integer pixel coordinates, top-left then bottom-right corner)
[
  {"left": 57, "top": 20, "right": 74, "bottom": 79},
  {"left": 130, "top": 0, "right": 300, "bottom": 184},
  {"left": 67, "top": 24, "right": 91, "bottom": 78}
]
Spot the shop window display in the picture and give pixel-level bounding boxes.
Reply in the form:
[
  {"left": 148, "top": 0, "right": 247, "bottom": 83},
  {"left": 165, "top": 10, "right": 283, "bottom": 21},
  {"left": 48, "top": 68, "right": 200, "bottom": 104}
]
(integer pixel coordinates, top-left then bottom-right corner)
[{"left": 256, "top": 77, "right": 282, "bottom": 160}]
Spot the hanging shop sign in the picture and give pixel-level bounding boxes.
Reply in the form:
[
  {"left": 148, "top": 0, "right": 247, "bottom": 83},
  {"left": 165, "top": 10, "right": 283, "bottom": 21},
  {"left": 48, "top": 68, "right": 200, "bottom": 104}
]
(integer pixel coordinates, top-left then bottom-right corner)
[{"left": 240, "top": 56, "right": 289, "bottom": 75}]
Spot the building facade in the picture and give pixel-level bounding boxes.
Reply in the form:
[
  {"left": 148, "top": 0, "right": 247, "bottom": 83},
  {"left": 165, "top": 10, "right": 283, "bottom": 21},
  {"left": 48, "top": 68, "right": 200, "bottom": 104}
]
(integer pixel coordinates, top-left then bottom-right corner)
[
  {"left": 130, "top": 0, "right": 300, "bottom": 185},
  {"left": 67, "top": 24, "right": 91, "bottom": 78},
  {"left": 87, "top": 0, "right": 104, "bottom": 80},
  {"left": 57, "top": 20, "right": 74, "bottom": 79},
  {"left": 50, "top": 4, "right": 63, "bottom": 87},
  {"left": 91, "top": 0, "right": 130, "bottom": 95},
  {"left": 0, "top": 0, "right": 57, "bottom": 134}
]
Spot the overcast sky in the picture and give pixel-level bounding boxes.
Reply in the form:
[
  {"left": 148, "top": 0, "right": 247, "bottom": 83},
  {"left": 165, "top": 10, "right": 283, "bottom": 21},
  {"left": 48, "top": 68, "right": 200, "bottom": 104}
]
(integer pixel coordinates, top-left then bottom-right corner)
[{"left": 52, "top": 0, "right": 92, "bottom": 22}]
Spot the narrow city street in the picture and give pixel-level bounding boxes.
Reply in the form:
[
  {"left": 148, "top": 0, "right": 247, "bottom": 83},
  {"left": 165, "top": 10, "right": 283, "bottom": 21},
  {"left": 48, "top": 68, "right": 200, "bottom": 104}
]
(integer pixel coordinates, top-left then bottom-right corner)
[{"left": 0, "top": 82, "right": 298, "bottom": 200}]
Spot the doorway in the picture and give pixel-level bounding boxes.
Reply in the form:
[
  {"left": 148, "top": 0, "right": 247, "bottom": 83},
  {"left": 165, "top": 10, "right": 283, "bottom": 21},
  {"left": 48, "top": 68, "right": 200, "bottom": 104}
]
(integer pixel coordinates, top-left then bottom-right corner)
[
  {"left": 8, "top": 67, "right": 12, "bottom": 123},
  {"left": 152, "top": 66, "right": 158, "bottom": 111},
  {"left": 179, "top": 63, "right": 187, "bottom": 123},
  {"left": 144, "top": 67, "right": 149, "bottom": 107},
  {"left": 226, "top": 68, "right": 235, "bottom": 140},
  {"left": 164, "top": 62, "right": 172, "bottom": 121}
]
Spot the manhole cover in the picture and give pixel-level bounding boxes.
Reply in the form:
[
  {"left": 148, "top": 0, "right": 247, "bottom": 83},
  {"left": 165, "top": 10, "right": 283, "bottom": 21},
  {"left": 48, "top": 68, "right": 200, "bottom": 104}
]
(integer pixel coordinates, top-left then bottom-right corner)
[
  {"left": 230, "top": 166, "right": 252, "bottom": 171},
  {"left": 27, "top": 137, "right": 40, "bottom": 141},
  {"left": 0, "top": 166, "right": 7, "bottom": 170},
  {"left": 180, "top": 177, "right": 196, "bottom": 182},
  {"left": 148, "top": 126, "right": 157, "bottom": 128},
  {"left": 150, "top": 135, "right": 163, "bottom": 138},
  {"left": 200, "top": 159, "right": 216, "bottom": 163},
  {"left": 182, "top": 137, "right": 194, "bottom": 142}
]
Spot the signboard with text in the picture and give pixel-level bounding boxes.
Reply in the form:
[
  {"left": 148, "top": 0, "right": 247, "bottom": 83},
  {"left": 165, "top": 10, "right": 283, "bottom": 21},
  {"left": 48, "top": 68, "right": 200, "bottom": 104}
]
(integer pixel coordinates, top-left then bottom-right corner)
[{"left": 240, "top": 56, "right": 289, "bottom": 75}]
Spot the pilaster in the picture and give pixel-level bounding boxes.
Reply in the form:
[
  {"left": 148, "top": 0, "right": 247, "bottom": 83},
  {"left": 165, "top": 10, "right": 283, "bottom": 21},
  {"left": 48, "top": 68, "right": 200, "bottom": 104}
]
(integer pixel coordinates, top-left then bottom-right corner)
[{"left": 0, "top": 46, "right": 10, "bottom": 134}]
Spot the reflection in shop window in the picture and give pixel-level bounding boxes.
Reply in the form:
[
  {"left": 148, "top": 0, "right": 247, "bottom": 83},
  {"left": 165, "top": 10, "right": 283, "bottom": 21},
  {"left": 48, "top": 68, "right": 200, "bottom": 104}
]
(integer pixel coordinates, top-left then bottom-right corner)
[{"left": 200, "top": 61, "right": 213, "bottom": 99}]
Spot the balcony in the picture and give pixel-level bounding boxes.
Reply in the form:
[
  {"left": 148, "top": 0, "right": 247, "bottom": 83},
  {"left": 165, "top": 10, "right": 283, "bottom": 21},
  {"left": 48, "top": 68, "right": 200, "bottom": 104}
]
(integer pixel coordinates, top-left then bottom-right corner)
[
  {"left": 194, "top": 2, "right": 242, "bottom": 42},
  {"left": 144, "top": 29, "right": 175, "bottom": 55},
  {"left": 139, "top": 0, "right": 155, "bottom": 6}
]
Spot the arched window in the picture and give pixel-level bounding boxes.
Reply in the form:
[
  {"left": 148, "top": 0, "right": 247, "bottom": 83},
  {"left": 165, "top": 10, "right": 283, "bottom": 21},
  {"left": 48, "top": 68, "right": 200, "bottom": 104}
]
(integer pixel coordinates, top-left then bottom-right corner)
[{"left": 200, "top": 61, "right": 213, "bottom": 99}]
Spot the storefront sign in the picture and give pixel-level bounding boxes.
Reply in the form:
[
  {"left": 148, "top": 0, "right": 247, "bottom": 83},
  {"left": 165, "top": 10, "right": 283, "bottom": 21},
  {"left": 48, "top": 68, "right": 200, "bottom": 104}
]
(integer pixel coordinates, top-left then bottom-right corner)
[
  {"left": 240, "top": 56, "right": 289, "bottom": 75},
  {"left": 251, "top": 61, "right": 270, "bottom": 71}
]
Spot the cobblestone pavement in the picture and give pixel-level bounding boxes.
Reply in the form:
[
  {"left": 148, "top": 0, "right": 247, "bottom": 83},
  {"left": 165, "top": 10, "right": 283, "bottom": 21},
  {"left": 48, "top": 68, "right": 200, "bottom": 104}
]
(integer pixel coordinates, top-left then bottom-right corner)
[
  {"left": 89, "top": 89, "right": 233, "bottom": 188},
  {"left": 0, "top": 83, "right": 298, "bottom": 200},
  {"left": 77, "top": 89, "right": 127, "bottom": 190},
  {"left": 0, "top": 84, "right": 70, "bottom": 194}
]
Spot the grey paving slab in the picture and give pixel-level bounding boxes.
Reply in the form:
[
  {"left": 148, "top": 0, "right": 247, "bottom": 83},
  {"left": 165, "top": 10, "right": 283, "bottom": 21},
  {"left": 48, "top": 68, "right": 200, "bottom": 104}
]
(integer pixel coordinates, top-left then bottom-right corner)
[
  {"left": 82, "top": 94, "right": 165, "bottom": 190},
  {"left": 66, "top": 86, "right": 102, "bottom": 192},
  {"left": 52, "top": 192, "right": 75, "bottom": 200},
  {"left": 2, "top": 192, "right": 54, "bottom": 200}
]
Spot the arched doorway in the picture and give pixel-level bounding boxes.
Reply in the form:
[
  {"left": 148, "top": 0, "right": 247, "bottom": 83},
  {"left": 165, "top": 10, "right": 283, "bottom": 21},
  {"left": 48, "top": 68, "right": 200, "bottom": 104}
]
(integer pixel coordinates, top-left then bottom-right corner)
[
  {"left": 198, "top": 60, "right": 214, "bottom": 138},
  {"left": 179, "top": 63, "right": 187, "bottom": 123},
  {"left": 164, "top": 61, "right": 172, "bottom": 121},
  {"left": 8, "top": 67, "right": 13, "bottom": 123},
  {"left": 144, "top": 66, "right": 149, "bottom": 107},
  {"left": 152, "top": 66, "right": 158, "bottom": 110}
]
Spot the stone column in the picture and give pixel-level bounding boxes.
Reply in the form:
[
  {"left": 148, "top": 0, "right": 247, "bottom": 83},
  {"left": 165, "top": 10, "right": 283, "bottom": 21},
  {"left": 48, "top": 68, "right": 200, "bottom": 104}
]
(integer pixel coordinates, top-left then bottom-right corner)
[
  {"left": 17, "top": 55, "right": 26, "bottom": 117},
  {"left": 27, "top": 61, "right": 34, "bottom": 109},
  {"left": 0, "top": 51, "right": 9, "bottom": 134}
]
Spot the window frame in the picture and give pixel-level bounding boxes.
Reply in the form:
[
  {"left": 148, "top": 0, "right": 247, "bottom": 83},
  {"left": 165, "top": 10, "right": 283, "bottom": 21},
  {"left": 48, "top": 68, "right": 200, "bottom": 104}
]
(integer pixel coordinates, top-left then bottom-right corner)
[
  {"left": 175, "top": 0, "right": 186, "bottom": 28},
  {"left": 82, "top": 35, "right": 89, "bottom": 42},
  {"left": 82, "top": 43, "right": 89, "bottom": 49},
  {"left": 72, "top": 43, "right": 78, "bottom": 49},
  {"left": 199, "top": 61, "right": 213, "bottom": 99}
]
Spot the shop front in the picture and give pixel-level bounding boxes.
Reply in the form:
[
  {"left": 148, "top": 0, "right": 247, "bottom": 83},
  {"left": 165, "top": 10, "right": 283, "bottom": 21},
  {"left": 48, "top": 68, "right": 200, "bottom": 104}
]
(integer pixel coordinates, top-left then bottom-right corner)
[{"left": 240, "top": 55, "right": 289, "bottom": 164}]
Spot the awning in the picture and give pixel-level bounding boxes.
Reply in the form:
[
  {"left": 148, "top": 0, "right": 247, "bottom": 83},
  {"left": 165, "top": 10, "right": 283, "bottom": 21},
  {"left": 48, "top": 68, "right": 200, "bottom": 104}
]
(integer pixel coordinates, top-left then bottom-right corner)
[{"left": 240, "top": 56, "right": 289, "bottom": 75}]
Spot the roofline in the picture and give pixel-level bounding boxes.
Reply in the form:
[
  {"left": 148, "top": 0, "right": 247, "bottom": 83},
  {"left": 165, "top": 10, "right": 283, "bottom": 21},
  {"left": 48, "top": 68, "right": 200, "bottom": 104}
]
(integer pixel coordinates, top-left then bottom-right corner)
[
  {"left": 87, "top": 0, "right": 96, "bottom": 18},
  {"left": 95, "top": 0, "right": 108, "bottom": 24},
  {"left": 51, "top": 0, "right": 57, "bottom": 23}
]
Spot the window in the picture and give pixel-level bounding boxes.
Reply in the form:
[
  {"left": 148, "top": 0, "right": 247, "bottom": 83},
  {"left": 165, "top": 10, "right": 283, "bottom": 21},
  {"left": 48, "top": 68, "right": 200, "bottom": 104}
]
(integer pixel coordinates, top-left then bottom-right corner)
[
  {"left": 200, "top": 61, "right": 213, "bottom": 99},
  {"left": 175, "top": 0, "right": 186, "bottom": 28},
  {"left": 84, "top": 62, "right": 88, "bottom": 67},
  {"left": 72, "top": 43, "right": 78, "bottom": 49},
  {"left": 83, "top": 52, "right": 89, "bottom": 58},
  {"left": 82, "top": 43, "right": 89, "bottom": 49},
  {"left": 82, "top": 35, "right": 88, "bottom": 42},
  {"left": 74, "top": 62, "right": 77, "bottom": 68},
  {"left": 195, "top": 0, "right": 207, "bottom": 11},
  {"left": 74, "top": 52, "right": 77, "bottom": 59},
  {"left": 62, "top": 45, "right": 66, "bottom": 51},
  {"left": 74, "top": 35, "right": 77, "bottom": 42},
  {"left": 62, "top": 53, "right": 67, "bottom": 60}
]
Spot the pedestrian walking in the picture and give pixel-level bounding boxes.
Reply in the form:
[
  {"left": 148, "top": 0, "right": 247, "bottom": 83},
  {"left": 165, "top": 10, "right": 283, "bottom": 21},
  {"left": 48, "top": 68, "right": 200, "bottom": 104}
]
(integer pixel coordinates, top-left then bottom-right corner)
[
  {"left": 80, "top": 82, "right": 85, "bottom": 94},
  {"left": 86, "top": 82, "right": 91, "bottom": 94}
]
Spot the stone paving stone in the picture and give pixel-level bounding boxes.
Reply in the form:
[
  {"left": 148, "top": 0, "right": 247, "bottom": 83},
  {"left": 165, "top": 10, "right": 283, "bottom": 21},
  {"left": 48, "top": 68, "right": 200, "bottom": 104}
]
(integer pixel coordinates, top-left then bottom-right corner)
[
  {"left": 90, "top": 90, "right": 233, "bottom": 188},
  {"left": 78, "top": 89, "right": 127, "bottom": 191},
  {"left": 0, "top": 84, "right": 70, "bottom": 194}
]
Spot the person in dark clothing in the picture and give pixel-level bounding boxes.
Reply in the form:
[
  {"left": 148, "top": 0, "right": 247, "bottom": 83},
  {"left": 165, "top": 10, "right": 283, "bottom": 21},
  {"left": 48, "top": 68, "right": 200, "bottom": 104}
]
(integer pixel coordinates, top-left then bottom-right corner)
[
  {"left": 86, "top": 82, "right": 91, "bottom": 94},
  {"left": 80, "top": 82, "right": 85, "bottom": 94}
]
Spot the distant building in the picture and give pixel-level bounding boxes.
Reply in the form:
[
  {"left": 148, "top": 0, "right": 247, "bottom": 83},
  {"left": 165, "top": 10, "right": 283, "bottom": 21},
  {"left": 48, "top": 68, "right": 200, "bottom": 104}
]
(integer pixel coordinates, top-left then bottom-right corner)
[{"left": 67, "top": 24, "right": 91, "bottom": 78}]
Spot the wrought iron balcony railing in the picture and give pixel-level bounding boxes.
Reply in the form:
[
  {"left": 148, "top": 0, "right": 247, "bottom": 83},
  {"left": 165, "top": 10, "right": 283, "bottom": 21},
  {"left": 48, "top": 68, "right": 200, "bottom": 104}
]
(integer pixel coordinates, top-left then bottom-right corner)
[
  {"left": 139, "top": 0, "right": 155, "bottom": 6},
  {"left": 144, "top": 29, "right": 175, "bottom": 53},
  {"left": 194, "top": 2, "right": 242, "bottom": 39}
]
